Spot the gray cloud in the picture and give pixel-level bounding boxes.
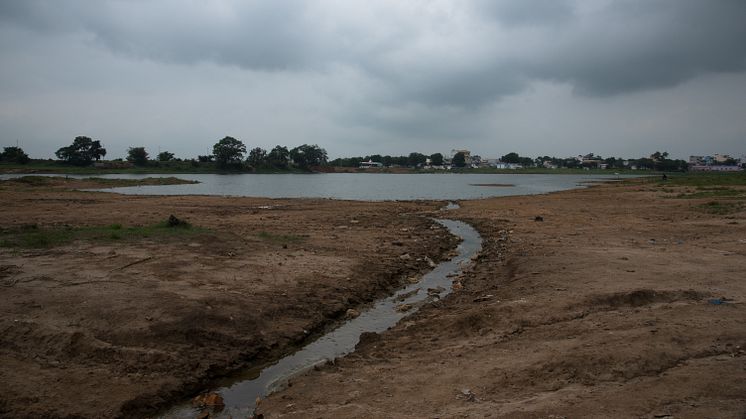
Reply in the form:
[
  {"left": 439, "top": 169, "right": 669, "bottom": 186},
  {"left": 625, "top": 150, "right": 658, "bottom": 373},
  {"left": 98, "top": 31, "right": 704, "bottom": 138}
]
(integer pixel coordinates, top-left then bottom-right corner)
[
  {"left": 1, "top": 0, "right": 745, "bottom": 159},
  {"left": 3, "top": 0, "right": 745, "bottom": 102},
  {"left": 474, "top": 0, "right": 575, "bottom": 26},
  {"left": 531, "top": 0, "right": 746, "bottom": 96}
]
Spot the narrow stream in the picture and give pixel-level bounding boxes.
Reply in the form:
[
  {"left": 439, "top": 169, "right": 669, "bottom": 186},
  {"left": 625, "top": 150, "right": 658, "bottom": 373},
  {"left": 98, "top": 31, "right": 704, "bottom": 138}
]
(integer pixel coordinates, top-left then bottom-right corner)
[{"left": 162, "top": 215, "right": 482, "bottom": 418}]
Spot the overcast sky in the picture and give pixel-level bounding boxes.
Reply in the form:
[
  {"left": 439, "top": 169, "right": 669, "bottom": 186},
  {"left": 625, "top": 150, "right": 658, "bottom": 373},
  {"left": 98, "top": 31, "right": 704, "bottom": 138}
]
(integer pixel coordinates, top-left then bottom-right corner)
[{"left": 1, "top": 0, "right": 745, "bottom": 160}]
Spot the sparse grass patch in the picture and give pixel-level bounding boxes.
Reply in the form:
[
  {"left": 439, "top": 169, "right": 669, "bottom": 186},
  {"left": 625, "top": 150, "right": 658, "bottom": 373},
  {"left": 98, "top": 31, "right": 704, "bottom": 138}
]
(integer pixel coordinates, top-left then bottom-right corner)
[
  {"left": 653, "top": 171, "right": 746, "bottom": 187},
  {"left": 8, "top": 176, "right": 53, "bottom": 186},
  {"left": 257, "top": 231, "right": 305, "bottom": 244},
  {"left": 674, "top": 186, "right": 746, "bottom": 199},
  {"left": 695, "top": 201, "right": 744, "bottom": 215},
  {"left": 0, "top": 217, "right": 206, "bottom": 249},
  {"left": 1, "top": 175, "right": 198, "bottom": 189}
]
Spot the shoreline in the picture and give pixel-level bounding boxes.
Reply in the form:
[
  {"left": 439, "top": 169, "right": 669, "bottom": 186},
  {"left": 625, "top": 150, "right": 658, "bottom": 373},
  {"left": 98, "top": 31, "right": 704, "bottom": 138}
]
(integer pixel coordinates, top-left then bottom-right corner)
[
  {"left": 255, "top": 179, "right": 746, "bottom": 418},
  {"left": 0, "top": 180, "right": 459, "bottom": 418},
  {"left": 1, "top": 177, "right": 745, "bottom": 417}
]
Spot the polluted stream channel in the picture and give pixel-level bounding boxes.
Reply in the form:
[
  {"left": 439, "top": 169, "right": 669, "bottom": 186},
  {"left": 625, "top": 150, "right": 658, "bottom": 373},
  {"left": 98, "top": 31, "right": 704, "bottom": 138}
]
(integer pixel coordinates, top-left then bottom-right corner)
[{"left": 163, "top": 212, "right": 483, "bottom": 418}]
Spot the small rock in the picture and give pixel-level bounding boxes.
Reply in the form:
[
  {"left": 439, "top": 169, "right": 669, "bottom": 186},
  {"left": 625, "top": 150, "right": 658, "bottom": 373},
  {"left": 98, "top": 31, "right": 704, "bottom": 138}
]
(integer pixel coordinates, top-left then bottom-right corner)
[
  {"left": 392, "top": 240, "right": 404, "bottom": 246},
  {"left": 473, "top": 294, "right": 494, "bottom": 302},
  {"left": 192, "top": 393, "right": 224, "bottom": 409},
  {"left": 395, "top": 303, "right": 413, "bottom": 312},
  {"left": 458, "top": 388, "right": 477, "bottom": 402},
  {"left": 399, "top": 253, "right": 411, "bottom": 260},
  {"left": 534, "top": 216, "right": 544, "bottom": 222},
  {"left": 345, "top": 308, "right": 360, "bottom": 319}
]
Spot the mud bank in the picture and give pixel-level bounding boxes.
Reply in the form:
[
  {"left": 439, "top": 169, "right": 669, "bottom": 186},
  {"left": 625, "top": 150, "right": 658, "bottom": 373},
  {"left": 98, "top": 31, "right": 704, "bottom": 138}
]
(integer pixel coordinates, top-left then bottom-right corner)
[
  {"left": 165, "top": 218, "right": 482, "bottom": 418},
  {"left": 0, "top": 179, "right": 459, "bottom": 418},
  {"left": 257, "top": 179, "right": 746, "bottom": 418}
]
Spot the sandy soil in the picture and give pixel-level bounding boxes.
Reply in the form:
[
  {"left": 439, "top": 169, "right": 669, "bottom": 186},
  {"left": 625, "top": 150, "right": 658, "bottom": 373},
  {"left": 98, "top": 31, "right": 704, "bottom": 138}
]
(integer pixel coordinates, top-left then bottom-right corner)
[
  {"left": 0, "top": 178, "right": 457, "bottom": 418},
  {"left": 257, "top": 180, "right": 746, "bottom": 418}
]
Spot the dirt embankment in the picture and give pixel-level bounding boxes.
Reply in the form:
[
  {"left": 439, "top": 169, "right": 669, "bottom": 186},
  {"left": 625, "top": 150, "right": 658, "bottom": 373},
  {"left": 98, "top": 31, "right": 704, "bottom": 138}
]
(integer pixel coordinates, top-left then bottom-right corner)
[
  {"left": 0, "top": 179, "right": 458, "bottom": 418},
  {"left": 257, "top": 180, "right": 746, "bottom": 418}
]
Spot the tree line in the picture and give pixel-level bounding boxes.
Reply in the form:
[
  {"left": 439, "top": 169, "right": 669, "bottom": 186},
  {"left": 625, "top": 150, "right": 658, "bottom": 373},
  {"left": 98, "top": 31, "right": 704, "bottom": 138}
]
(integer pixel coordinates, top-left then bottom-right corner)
[
  {"left": 0, "top": 135, "right": 327, "bottom": 171},
  {"left": 134, "top": 137, "right": 328, "bottom": 170},
  {"left": 0, "top": 136, "right": 705, "bottom": 172}
]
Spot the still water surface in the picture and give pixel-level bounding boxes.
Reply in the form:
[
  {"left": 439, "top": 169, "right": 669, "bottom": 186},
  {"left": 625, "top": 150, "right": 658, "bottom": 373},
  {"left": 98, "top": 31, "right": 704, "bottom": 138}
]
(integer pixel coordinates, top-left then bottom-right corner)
[{"left": 66, "top": 172, "right": 635, "bottom": 200}]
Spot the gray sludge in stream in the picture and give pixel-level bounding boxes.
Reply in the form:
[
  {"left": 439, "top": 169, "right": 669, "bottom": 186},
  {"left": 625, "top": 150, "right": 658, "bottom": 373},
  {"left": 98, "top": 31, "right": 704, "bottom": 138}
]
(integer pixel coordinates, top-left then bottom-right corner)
[{"left": 161, "top": 215, "right": 482, "bottom": 418}]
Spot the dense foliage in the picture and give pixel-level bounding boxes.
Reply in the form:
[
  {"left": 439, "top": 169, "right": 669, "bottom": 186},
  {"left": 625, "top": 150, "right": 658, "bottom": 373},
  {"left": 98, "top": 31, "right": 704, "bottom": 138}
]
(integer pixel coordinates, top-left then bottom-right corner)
[
  {"left": 157, "top": 151, "right": 175, "bottom": 162},
  {"left": 126, "top": 147, "right": 149, "bottom": 166},
  {"left": 55, "top": 136, "right": 107, "bottom": 166},
  {"left": 0, "top": 146, "right": 30, "bottom": 164},
  {"left": 289, "top": 144, "right": 327, "bottom": 169},
  {"left": 212, "top": 136, "right": 246, "bottom": 169}
]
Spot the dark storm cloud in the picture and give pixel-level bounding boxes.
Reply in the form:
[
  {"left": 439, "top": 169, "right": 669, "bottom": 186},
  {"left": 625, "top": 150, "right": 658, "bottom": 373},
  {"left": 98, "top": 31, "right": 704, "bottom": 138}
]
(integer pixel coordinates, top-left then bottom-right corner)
[
  {"left": 530, "top": 0, "right": 746, "bottom": 96},
  {"left": 3, "top": 0, "right": 745, "bottom": 105},
  {"left": 0, "top": 0, "right": 317, "bottom": 70}
]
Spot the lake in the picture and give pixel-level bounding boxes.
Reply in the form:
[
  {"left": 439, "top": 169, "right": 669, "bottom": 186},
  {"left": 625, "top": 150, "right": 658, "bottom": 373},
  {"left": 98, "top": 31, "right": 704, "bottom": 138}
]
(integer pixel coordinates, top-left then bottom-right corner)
[{"left": 2, "top": 173, "right": 638, "bottom": 200}]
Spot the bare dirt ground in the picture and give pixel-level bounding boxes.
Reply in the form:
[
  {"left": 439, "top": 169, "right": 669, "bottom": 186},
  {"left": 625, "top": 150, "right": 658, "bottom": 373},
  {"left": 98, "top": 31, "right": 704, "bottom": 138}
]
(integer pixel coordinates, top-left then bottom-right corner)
[
  {"left": 0, "top": 178, "right": 457, "bottom": 418},
  {"left": 258, "top": 179, "right": 746, "bottom": 418}
]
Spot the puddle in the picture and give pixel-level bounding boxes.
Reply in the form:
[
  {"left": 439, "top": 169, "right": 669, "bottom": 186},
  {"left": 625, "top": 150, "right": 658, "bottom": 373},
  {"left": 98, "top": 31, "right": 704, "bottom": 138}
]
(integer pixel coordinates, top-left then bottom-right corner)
[
  {"left": 161, "top": 217, "right": 482, "bottom": 418},
  {"left": 443, "top": 201, "right": 460, "bottom": 211}
]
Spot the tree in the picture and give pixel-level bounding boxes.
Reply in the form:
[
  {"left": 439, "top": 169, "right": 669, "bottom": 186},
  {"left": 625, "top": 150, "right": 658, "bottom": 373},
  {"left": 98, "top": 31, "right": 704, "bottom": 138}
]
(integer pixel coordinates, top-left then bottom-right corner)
[
  {"left": 452, "top": 152, "right": 466, "bottom": 168},
  {"left": 408, "top": 152, "right": 427, "bottom": 167},
  {"left": 650, "top": 151, "right": 669, "bottom": 161},
  {"left": 290, "top": 144, "right": 328, "bottom": 169},
  {"left": 267, "top": 145, "right": 289, "bottom": 168},
  {"left": 0, "top": 146, "right": 30, "bottom": 164},
  {"left": 212, "top": 136, "right": 246, "bottom": 168},
  {"left": 157, "top": 151, "right": 175, "bottom": 161},
  {"left": 197, "top": 155, "right": 214, "bottom": 162},
  {"left": 501, "top": 152, "right": 520, "bottom": 164},
  {"left": 56, "top": 136, "right": 106, "bottom": 166},
  {"left": 127, "top": 147, "right": 149, "bottom": 166},
  {"left": 430, "top": 153, "right": 444, "bottom": 166},
  {"left": 247, "top": 147, "right": 267, "bottom": 167}
]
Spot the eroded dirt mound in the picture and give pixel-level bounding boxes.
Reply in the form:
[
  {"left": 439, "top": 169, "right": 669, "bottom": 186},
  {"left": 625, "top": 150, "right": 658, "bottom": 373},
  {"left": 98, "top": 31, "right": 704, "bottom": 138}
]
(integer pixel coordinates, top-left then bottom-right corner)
[
  {"left": 257, "top": 180, "right": 746, "bottom": 418},
  {"left": 0, "top": 184, "right": 457, "bottom": 418}
]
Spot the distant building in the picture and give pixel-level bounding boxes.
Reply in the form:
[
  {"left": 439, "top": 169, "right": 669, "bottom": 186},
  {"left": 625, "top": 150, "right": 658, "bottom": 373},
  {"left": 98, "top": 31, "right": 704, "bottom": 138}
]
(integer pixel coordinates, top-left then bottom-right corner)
[
  {"left": 710, "top": 165, "right": 742, "bottom": 172},
  {"left": 689, "top": 156, "right": 704, "bottom": 165},
  {"left": 542, "top": 161, "right": 558, "bottom": 169},
  {"left": 690, "top": 165, "right": 742, "bottom": 172},
  {"left": 359, "top": 160, "right": 383, "bottom": 169},
  {"left": 493, "top": 162, "right": 522, "bottom": 169},
  {"left": 690, "top": 154, "right": 741, "bottom": 168},
  {"left": 94, "top": 161, "right": 133, "bottom": 169}
]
